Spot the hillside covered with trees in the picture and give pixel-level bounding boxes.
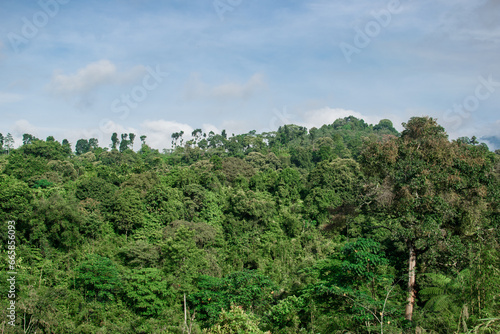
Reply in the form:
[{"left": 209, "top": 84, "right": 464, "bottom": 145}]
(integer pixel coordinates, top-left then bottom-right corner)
[{"left": 0, "top": 116, "right": 499, "bottom": 333}]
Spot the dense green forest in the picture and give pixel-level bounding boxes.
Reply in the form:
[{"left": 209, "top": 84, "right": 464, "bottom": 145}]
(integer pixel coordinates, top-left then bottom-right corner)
[{"left": 0, "top": 116, "right": 499, "bottom": 333}]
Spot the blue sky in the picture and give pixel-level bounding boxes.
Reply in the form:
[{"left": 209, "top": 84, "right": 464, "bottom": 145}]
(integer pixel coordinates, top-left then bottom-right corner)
[{"left": 1, "top": 0, "right": 499, "bottom": 150}]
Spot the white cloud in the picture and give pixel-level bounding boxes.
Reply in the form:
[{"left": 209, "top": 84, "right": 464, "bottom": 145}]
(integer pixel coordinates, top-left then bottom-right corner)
[
  {"left": 201, "top": 123, "right": 220, "bottom": 136},
  {"left": 140, "top": 120, "right": 194, "bottom": 149},
  {"left": 0, "top": 92, "right": 23, "bottom": 104},
  {"left": 140, "top": 119, "right": 220, "bottom": 150},
  {"left": 184, "top": 73, "right": 266, "bottom": 100},
  {"left": 58, "top": 120, "right": 139, "bottom": 150},
  {"left": 47, "top": 59, "right": 146, "bottom": 96},
  {"left": 219, "top": 119, "right": 252, "bottom": 136},
  {"left": 98, "top": 120, "right": 137, "bottom": 136},
  {"left": 447, "top": 118, "right": 500, "bottom": 150},
  {"left": 49, "top": 120, "right": 218, "bottom": 151},
  {"left": 12, "top": 120, "right": 39, "bottom": 137}
]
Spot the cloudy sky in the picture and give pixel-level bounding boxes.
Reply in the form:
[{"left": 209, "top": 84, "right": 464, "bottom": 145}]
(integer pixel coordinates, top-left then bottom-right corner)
[{"left": 1, "top": 0, "right": 499, "bottom": 150}]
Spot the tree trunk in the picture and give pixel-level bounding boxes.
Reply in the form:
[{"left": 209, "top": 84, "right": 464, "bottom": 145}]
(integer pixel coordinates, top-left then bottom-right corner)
[
  {"left": 184, "top": 293, "right": 187, "bottom": 334},
  {"left": 405, "top": 240, "right": 417, "bottom": 321}
]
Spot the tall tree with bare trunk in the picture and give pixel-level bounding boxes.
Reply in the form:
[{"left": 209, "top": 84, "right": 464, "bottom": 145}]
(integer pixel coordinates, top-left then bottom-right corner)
[{"left": 360, "top": 116, "right": 494, "bottom": 323}]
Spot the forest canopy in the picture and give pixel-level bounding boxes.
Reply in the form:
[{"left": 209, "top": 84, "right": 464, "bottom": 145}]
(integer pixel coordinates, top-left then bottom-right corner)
[{"left": 0, "top": 116, "right": 499, "bottom": 333}]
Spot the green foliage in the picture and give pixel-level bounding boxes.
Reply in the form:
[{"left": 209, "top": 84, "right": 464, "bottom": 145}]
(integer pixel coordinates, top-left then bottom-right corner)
[
  {"left": 360, "top": 116, "right": 495, "bottom": 323},
  {"left": 374, "top": 119, "right": 398, "bottom": 135},
  {"left": 123, "top": 267, "right": 174, "bottom": 316},
  {"left": 221, "top": 157, "right": 256, "bottom": 183},
  {"left": 75, "top": 139, "right": 91, "bottom": 155},
  {"left": 20, "top": 138, "right": 68, "bottom": 160},
  {"left": 161, "top": 224, "right": 216, "bottom": 291},
  {"left": 203, "top": 305, "right": 267, "bottom": 334},
  {"left": 0, "top": 174, "right": 33, "bottom": 225},
  {"left": 308, "top": 238, "right": 403, "bottom": 332},
  {"left": 229, "top": 189, "right": 276, "bottom": 223},
  {"left": 4, "top": 150, "right": 49, "bottom": 182},
  {"left": 75, "top": 175, "right": 117, "bottom": 204},
  {"left": 0, "top": 116, "right": 498, "bottom": 333},
  {"left": 304, "top": 159, "right": 364, "bottom": 225},
  {"left": 146, "top": 184, "right": 187, "bottom": 223},
  {"left": 112, "top": 187, "right": 144, "bottom": 236},
  {"left": 30, "top": 191, "right": 84, "bottom": 249},
  {"left": 32, "top": 179, "right": 53, "bottom": 189},
  {"left": 75, "top": 254, "right": 121, "bottom": 302},
  {"left": 266, "top": 295, "right": 305, "bottom": 331},
  {"left": 190, "top": 270, "right": 278, "bottom": 326}
]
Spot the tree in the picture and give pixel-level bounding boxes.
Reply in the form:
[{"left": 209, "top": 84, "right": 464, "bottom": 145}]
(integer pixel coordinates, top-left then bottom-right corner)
[
  {"left": 23, "top": 133, "right": 38, "bottom": 145},
  {"left": 75, "top": 139, "right": 90, "bottom": 155},
  {"left": 0, "top": 175, "right": 33, "bottom": 239},
  {"left": 4, "top": 133, "right": 14, "bottom": 154},
  {"left": 129, "top": 133, "right": 136, "bottom": 150},
  {"left": 4, "top": 150, "right": 49, "bottom": 182},
  {"left": 161, "top": 224, "right": 214, "bottom": 303},
  {"left": 171, "top": 132, "right": 180, "bottom": 148},
  {"left": 146, "top": 185, "right": 187, "bottom": 222},
  {"left": 304, "top": 159, "right": 364, "bottom": 226},
  {"left": 192, "top": 128, "right": 202, "bottom": 145},
  {"left": 30, "top": 191, "right": 83, "bottom": 249},
  {"left": 123, "top": 268, "right": 174, "bottom": 316},
  {"left": 61, "top": 139, "right": 72, "bottom": 156},
  {"left": 112, "top": 187, "right": 144, "bottom": 238},
  {"left": 309, "top": 238, "right": 402, "bottom": 332},
  {"left": 88, "top": 138, "right": 99, "bottom": 150},
  {"left": 120, "top": 133, "right": 129, "bottom": 152},
  {"left": 360, "top": 116, "right": 494, "bottom": 322},
  {"left": 111, "top": 132, "right": 119, "bottom": 150},
  {"left": 203, "top": 305, "right": 267, "bottom": 334},
  {"left": 312, "top": 137, "right": 335, "bottom": 162},
  {"left": 190, "top": 270, "right": 277, "bottom": 326},
  {"left": 374, "top": 119, "right": 398, "bottom": 135},
  {"left": 75, "top": 254, "right": 120, "bottom": 302}
]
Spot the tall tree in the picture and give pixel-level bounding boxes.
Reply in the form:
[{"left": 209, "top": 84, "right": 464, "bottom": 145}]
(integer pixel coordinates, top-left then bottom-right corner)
[
  {"left": 360, "top": 116, "right": 493, "bottom": 322},
  {"left": 192, "top": 128, "right": 202, "bottom": 145},
  {"left": 75, "top": 139, "right": 90, "bottom": 155},
  {"left": 0, "top": 133, "right": 4, "bottom": 152},
  {"left": 179, "top": 130, "right": 185, "bottom": 146},
  {"left": 4, "top": 133, "right": 14, "bottom": 154},
  {"left": 89, "top": 138, "right": 99, "bottom": 150},
  {"left": 120, "top": 133, "right": 129, "bottom": 152},
  {"left": 22, "top": 133, "right": 37, "bottom": 145},
  {"left": 129, "top": 133, "right": 136, "bottom": 150},
  {"left": 112, "top": 188, "right": 144, "bottom": 238},
  {"left": 111, "top": 132, "right": 119, "bottom": 150},
  {"left": 61, "top": 138, "right": 72, "bottom": 156},
  {"left": 171, "top": 132, "right": 180, "bottom": 148}
]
